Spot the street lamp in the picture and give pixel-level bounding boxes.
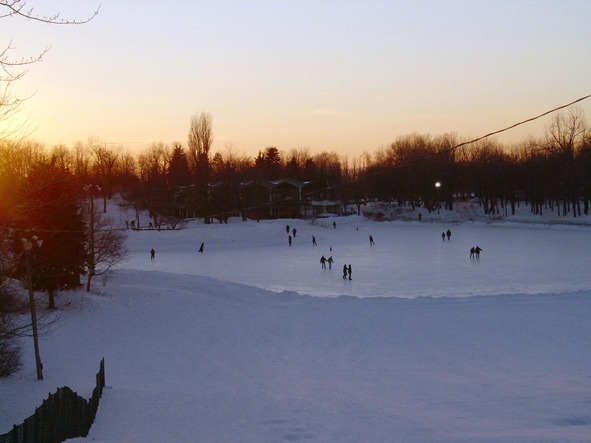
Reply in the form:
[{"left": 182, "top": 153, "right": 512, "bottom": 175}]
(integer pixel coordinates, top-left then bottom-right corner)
[
  {"left": 21, "top": 235, "right": 44, "bottom": 381},
  {"left": 435, "top": 182, "right": 442, "bottom": 214}
]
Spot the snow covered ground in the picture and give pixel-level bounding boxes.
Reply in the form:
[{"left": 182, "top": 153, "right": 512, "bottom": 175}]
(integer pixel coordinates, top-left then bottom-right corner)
[{"left": 1, "top": 202, "right": 591, "bottom": 442}]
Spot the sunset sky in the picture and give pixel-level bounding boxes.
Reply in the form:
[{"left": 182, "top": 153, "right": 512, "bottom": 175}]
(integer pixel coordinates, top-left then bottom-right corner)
[{"left": 5, "top": 0, "right": 591, "bottom": 157}]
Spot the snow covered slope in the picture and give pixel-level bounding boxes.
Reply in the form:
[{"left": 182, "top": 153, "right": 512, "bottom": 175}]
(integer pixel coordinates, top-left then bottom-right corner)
[{"left": 1, "top": 206, "right": 590, "bottom": 442}]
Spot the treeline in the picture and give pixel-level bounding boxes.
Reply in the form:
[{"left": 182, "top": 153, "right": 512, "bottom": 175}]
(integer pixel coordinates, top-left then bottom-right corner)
[
  {"left": 0, "top": 139, "right": 128, "bottom": 376},
  {"left": 2, "top": 107, "right": 589, "bottom": 377},
  {"left": 1, "top": 108, "right": 591, "bottom": 224}
]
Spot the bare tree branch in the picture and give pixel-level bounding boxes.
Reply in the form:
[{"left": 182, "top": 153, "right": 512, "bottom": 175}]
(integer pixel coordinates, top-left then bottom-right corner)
[
  {"left": 82, "top": 191, "right": 128, "bottom": 292},
  {"left": 0, "top": 1, "right": 100, "bottom": 24},
  {"left": 0, "top": 1, "right": 99, "bottom": 139}
]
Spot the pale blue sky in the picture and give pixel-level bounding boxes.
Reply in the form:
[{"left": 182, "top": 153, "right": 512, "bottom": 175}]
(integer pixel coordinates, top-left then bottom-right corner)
[{"left": 5, "top": 0, "right": 591, "bottom": 157}]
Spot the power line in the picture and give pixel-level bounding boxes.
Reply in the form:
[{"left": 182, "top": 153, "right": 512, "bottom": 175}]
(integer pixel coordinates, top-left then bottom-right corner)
[
  {"left": 310, "top": 93, "right": 591, "bottom": 203},
  {"left": 2, "top": 94, "right": 591, "bottom": 231},
  {"left": 443, "top": 93, "right": 591, "bottom": 154}
]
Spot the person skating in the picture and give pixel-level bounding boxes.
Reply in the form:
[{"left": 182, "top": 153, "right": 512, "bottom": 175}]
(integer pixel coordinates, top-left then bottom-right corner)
[
  {"left": 369, "top": 235, "right": 375, "bottom": 246},
  {"left": 150, "top": 248, "right": 155, "bottom": 260},
  {"left": 475, "top": 246, "right": 482, "bottom": 258},
  {"left": 288, "top": 235, "right": 292, "bottom": 246},
  {"left": 342, "top": 264, "right": 347, "bottom": 279},
  {"left": 198, "top": 242, "right": 204, "bottom": 253},
  {"left": 446, "top": 229, "right": 452, "bottom": 240},
  {"left": 320, "top": 255, "right": 327, "bottom": 269},
  {"left": 347, "top": 264, "right": 352, "bottom": 280},
  {"left": 312, "top": 235, "right": 317, "bottom": 246}
]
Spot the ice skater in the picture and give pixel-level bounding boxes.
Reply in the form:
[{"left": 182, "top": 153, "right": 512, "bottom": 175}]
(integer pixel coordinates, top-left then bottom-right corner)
[
  {"left": 320, "top": 255, "right": 327, "bottom": 269},
  {"left": 470, "top": 247, "right": 475, "bottom": 259},
  {"left": 446, "top": 229, "right": 451, "bottom": 240},
  {"left": 198, "top": 242, "right": 204, "bottom": 253},
  {"left": 327, "top": 256, "right": 333, "bottom": 269},
  {"left": 347, "top": 264, "right": 352, "bottom": 280},
  {"left": 474, "top": 246, "right": 482, "bottom": 259},
  {"left": 312, "top": 235, "right": 317, "bottom": 246},
  {"left": 286, "top": 224, "right": 290, "bottom": 234},
  {"left": 442, "top": 232, "right": 446, "bottom": 241},
  {"left": 342, "top": 264, "right": 348, "bottom": 279},
  {"left": 369, "top": 235, "right": 375, "bottom": 246},
  {"left": 288, "top": 235, "right": 292, "bottom": 246},
  {"left": 292, "top": 227, "right": 297, "bottom": 237},
  {"left": 150, "top": 248, "right": 155, "bottom": 260}
]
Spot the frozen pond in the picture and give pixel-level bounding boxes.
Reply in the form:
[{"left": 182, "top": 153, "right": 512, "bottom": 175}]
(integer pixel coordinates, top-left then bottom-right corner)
[{"left": 123, "top": 217, "right": 591, "bottom": 299}]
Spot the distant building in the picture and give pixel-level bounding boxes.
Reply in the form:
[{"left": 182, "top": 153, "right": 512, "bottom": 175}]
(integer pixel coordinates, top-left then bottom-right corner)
[
  {"left": 168, "top": 185, "right": 200, "bottom": 219},
  {"left": 241, "top": 179, "right": 306, "bottom": 220},
  {"left": 301, "top": 200, "right": 342, "bottom": 218},
  {"left": 167, "top": 178, "right": 346, "bottom": 221}
]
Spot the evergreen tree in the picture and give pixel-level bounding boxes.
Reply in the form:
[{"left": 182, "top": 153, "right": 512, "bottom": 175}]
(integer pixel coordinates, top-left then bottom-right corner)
[
  {"left": 16, "top": 162, "right": 86, "bottom": 308},
  {"left": 168, "top": 144, "right": 191, "bottom": 187}
]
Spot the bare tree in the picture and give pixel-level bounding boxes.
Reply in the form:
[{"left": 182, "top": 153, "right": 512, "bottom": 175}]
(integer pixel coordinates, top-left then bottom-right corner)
[
  {"left": 0, "top": 314, "right": 22, "bottom": 376},
  {"left": 136, "top": 142, "right": 172, "bottom": 225},
  {"left": 1, "top": 279, "right": 61, "bottom": 377},
  {"left": 0, "top": 2, "right": 99, "bottom": 138},
  {"left": 348, "top": 152, "right": 371, "bottom": 214},
  {"left": 545, "top": 107, "right": 587, "bottom": 156},
  {"left": 89, "top": 139, "right": 119, "bottom": 212},
  {"left": 83, "top": 186, "right": 128, "bottom": 292},
  {"left": 544, "top": 107, "right": 588, "bottom": 216},
  {"left": 187, "top": 112, "right": 213, "bottom": 172},
  {"left": 188, "top": 112, "right": 213, "bottom": 222},
  {"left": 71, "top": 141, "right": 91, "bottom": 183},
  {"left": 0, "top": 1, "right": 99, "bottom": 24},
  {"left": 113, "top": 149, "right": 139, "bottom": 196},
  {"left": 49, "top": 144, "right": 74, "bottom": 171},
  {"left": 138, "top": 142, "right": 171, "bottom": 185}
]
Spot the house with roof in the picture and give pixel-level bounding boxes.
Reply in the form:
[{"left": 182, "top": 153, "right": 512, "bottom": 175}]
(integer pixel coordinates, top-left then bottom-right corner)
[{"left": 240, "top": 178, "right": 306, "bottom": 220}]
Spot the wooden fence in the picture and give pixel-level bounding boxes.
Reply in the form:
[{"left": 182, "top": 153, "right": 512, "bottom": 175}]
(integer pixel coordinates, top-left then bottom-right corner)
[{"left": 0, "top": 358, "right": 105, "bottom": 443}]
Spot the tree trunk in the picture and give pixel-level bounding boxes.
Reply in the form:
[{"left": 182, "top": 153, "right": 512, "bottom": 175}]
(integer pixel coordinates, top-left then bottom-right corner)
[
  {"left": 48, "top": 289, "right": 56, "bottom": 309},
  {"left": 86, "top": 271, "right": 94, "bottom": 292}
]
